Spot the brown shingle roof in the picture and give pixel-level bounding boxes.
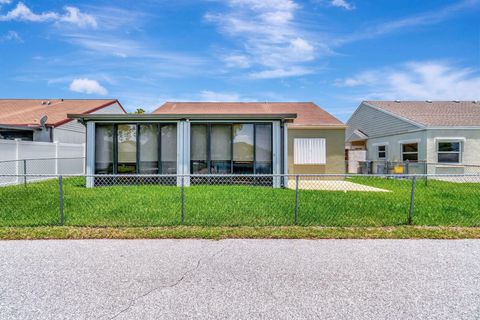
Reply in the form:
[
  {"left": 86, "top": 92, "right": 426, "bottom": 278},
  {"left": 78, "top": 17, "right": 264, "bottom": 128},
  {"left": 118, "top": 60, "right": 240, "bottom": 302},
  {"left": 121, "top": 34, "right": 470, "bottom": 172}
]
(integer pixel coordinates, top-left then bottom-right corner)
[
  {"left": 0, "top": 99, "right": 123, "bottom": 127},
  {"left": 364, "top": 101, "right": 480, "bottom": 127},
  {"left": 153, "top": 102, "right": 344, "bottom": 127}
]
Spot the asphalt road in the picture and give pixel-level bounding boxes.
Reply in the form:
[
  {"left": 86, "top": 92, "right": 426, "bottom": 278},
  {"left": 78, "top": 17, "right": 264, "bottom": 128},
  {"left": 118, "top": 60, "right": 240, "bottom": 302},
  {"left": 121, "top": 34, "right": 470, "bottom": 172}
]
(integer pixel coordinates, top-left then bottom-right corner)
[{"left": 0, "top": 239, "right": 479, "bottom": 320}]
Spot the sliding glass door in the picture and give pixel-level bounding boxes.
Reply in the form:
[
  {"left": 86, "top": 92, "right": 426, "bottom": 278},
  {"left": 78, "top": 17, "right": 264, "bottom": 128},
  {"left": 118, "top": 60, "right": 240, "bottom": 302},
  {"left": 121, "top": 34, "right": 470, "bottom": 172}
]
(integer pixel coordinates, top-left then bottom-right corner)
[
  {"left": 233, "top": 124, "right": 254, "bottom": 174},
  {"left": 139, "top": 124, "right": 158, "bottom": 174},
  {"left": 160, "top": 125, "right": 177, "bottom": 174},
  {"left": 190, "top": 123, "right": 272, "bottom": 175},
  {"left": 117, "top": 124, "right": 137, "bottom": 174},
  {"left": 95, "top": 123, "right": 177, "bottom": 174},
  {"left": 191, "top": 124, "right": 208, "bottom": 174},
  {"left": 210, "top": 125, "right": 232, "bottom": 174},
  {"left": 255, "top": 124, "right": 272, "bottom": 174},
  {"left": 95, "top": 124, "right": 114, "bottom": 174}
]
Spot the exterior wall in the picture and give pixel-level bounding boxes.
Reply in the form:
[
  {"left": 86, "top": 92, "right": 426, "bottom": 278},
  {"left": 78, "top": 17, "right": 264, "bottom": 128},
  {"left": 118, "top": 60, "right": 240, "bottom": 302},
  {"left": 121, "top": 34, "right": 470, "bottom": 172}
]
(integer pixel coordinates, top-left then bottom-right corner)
[
  {"left": 53, "top": 102, "right": 125, "bottom": 144},
  {"left": 366, "top": 130, "right": 427, "bottom": 162},
  {"left": 32, "top": 128, "right": 51, "bottom": 142},
  {"left": 288, "top": 128, "right": 345, "bottom": 174},
  {"left": 346, "top": 103, "right": 421, "bottom": 139},
  {"left": 425, "top": 129, "right": 480, "bottom": 166}
]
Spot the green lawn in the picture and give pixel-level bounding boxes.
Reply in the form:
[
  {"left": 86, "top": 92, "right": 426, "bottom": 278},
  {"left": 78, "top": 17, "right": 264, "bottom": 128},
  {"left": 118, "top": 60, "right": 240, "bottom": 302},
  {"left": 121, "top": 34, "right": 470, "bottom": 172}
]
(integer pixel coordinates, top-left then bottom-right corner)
[{"left": 0, "top": 177, "right": 479, "bottom": 227}]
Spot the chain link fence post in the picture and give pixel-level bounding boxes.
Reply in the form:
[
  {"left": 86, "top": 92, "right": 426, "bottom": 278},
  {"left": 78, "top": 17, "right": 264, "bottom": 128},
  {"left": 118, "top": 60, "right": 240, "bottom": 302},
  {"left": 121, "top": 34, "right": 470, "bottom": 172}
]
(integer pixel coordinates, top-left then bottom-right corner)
[
  {"left": 294, "top": 175, "right": 299, "bottom": 225},
  {"left": 59, "top": 175, "right": 64, "bottom": 226},
  {"left": 181, "top": 175, "right": 185, "bottom": 225},
  {"left": 408, "top": 175, "right": 416, "bottom": 225},
  {"left": 23, "top": 159, "right": 27, "bottom": 187}
]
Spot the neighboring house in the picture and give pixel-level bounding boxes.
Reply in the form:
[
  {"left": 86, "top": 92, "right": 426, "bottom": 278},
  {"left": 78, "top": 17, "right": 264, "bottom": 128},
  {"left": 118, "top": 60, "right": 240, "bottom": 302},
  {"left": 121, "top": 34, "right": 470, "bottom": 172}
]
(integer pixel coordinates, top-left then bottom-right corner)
[
  {"left": 69, "top": 102, "right": 346, "bottom": 187},
  {"left": 0, "top": 99, "right": 125, "bottom": 143},
  {"left": 346, "top": 101, "right": 480, "bottom": 173}
]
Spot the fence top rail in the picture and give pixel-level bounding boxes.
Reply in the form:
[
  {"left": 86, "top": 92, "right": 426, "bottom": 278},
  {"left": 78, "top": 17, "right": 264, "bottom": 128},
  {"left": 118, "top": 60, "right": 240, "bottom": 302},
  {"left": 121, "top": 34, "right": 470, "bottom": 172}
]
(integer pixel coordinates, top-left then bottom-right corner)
[{"left": 1, "top": 173, "right": 480, "bottom": 178}]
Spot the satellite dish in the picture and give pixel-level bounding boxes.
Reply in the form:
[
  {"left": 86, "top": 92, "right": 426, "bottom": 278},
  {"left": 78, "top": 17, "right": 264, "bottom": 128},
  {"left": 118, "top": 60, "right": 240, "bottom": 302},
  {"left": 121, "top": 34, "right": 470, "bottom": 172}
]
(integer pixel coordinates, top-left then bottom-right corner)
[{"left": 39, "top": 115, "right": 48, "bottom": 128}]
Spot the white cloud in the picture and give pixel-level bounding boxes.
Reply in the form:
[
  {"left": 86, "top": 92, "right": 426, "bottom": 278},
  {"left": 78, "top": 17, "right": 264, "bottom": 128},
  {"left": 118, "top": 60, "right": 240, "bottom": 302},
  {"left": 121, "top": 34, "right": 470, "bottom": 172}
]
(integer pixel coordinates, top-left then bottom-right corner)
[
  {"left": 205, "top": 0, "right": 316, "bottom": 78},
  {"left": 336, "top": 61, "right": 480, "bottom": 100},
  {"left": 59, "top": 6, "right": 97, "bottom": 28},
  {"left": 331, "top": 0, "right": 355, "bottom": 10},
  {"left": 0, "top": 0, "right": 12, "bottom": 3},
  {"left": 0, "top": 30, "right": 22, "bottom": 42},
  {"left": 69, "top": 78, "right": 108, "bottom": 95},
  {"left": 250, "top": 66, "right": 313, "bottom": 79},
  {"left": 0, "top": 2, "right": 96, "bottom": 28}
]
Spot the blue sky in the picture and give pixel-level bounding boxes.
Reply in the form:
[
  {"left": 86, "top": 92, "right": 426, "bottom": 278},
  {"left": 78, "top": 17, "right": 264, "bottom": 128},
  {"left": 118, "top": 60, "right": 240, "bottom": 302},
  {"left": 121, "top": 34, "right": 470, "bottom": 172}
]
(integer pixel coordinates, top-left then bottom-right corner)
[{"left": 0, "top": 0, "right": 479, "bottom": 121}]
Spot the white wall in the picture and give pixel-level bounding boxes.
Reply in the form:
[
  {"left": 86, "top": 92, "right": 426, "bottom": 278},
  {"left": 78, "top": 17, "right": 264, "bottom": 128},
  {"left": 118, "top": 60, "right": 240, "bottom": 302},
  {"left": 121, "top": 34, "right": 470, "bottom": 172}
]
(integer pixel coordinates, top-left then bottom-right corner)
[{"left": 366, "top": 130, "right": 427, "bottom": 162}]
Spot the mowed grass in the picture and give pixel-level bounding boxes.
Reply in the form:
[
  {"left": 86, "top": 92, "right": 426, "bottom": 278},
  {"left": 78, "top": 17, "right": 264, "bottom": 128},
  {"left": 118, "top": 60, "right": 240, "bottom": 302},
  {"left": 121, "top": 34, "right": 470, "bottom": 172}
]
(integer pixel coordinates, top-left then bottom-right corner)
[{"left": 0, "top": 176, "right": 479, "bottom": 227}]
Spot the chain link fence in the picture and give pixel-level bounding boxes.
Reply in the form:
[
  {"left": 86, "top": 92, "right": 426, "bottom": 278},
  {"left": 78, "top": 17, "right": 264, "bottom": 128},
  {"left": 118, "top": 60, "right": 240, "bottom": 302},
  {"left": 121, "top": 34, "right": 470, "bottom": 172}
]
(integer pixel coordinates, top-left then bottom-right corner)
[
  {"left": 1, "top": 173, "right": 479, "bottom": 227},
  {"left": 0, "top": 157, "right": 85, "bottom": 186}
]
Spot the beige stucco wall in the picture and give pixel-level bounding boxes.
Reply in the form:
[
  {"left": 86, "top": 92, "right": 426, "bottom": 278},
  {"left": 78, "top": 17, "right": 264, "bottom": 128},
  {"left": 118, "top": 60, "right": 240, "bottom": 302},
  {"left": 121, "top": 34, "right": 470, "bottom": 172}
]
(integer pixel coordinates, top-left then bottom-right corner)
[{"left": 288, "top": 128, "right": 345, "bottom": 174}]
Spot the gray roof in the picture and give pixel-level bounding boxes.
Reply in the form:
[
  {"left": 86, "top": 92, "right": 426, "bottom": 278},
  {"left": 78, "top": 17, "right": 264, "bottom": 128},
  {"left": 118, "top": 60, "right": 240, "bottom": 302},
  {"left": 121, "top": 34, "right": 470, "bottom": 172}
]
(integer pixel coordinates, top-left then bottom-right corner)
[{"left": 364, "top": 101, "right": 480, "bottom": 127}]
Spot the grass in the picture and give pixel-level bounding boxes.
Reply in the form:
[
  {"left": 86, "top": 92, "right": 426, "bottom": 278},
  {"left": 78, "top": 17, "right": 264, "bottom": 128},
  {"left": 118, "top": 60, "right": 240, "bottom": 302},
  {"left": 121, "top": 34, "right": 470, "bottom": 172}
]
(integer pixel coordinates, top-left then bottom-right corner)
[
  {"left": 0, "top": 226, "right": 480, "bottom": 240},
  {"left": 0, "top": 177, "right": 479, "bottom": 228}
]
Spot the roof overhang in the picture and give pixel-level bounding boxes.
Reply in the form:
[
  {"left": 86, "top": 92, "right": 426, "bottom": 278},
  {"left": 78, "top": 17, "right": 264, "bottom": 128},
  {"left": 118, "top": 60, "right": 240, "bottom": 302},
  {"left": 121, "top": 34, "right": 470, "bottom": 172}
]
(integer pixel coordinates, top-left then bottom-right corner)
[
  {"left": 346, "top": 129, "right": 368, "bottom": 142},
  {"left": 0, "top": 124, "right": 40, "bottom": 131},
  {"left": 68, "top": 113, "right": 297, "bottom": 122}
]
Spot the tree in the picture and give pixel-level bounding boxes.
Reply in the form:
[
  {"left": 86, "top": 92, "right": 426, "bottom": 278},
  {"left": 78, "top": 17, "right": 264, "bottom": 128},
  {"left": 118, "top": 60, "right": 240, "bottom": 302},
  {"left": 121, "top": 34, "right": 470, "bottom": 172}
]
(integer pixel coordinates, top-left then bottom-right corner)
[{"left": 132, "top": 108, "right": 145, "bottom": 114}]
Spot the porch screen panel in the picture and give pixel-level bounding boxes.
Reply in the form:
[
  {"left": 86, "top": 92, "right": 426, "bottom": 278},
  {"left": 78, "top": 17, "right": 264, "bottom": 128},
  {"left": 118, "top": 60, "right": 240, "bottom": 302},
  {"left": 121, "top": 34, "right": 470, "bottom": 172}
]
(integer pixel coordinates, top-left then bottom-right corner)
[
  {"left": 117, "top": 124, "right": 137, "bottom": 174},
  {"left": 233, "top": 124, "right": 254, "bottom": 174},
  {"left": 191, "top": 124, "right": 208, "bottom": 174},
  {"left": 210, "top": 124, "right": 232, "bottom": 174},
  {"left": 95, "top": 124, "right": 113, "bottom": 174},
  {"left": 160, "top": 124, "right": 177, "bottom": 174},
  {"left": 139, "top": 124, "right": 159, "bottom": 174},
  {"left": 255, "top": 124, "right": 272, "bottom": 173}
]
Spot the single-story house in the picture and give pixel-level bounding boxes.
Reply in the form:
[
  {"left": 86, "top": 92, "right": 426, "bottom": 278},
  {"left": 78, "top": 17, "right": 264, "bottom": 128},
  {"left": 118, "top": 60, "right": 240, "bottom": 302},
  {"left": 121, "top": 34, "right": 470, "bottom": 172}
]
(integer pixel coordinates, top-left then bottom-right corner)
[
  {"left": 69, "top": 102, "right": 346, "bottom": 187},
  {"left": 0, "top": 99, "right": 125, "bottom": 143},
  {"left": 346, "top": 100, "right": 480, "bottom": 174}
]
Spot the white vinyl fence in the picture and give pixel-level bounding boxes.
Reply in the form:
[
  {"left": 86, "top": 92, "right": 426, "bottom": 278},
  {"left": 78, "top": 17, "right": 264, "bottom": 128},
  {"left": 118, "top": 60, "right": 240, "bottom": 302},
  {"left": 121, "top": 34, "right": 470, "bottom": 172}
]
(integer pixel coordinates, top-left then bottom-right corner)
[{"left": 0, "top": 139, "right": 85, "bottom": 186}]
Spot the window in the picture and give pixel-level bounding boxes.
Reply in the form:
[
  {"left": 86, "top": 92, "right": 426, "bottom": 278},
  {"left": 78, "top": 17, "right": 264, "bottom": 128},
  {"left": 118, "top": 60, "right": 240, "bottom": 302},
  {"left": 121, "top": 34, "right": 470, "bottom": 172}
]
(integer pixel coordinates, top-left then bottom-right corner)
[
  {"left": 191, "top": 124, "right": 208, "bottom": 174},
  {"left": 160, "top": 125, "right": 177, "bottom": 174},
  {"left": 437, "top": 141, "right": 461, "bottom": 163},
  {"left": 117, "top": 124, "right": 137, "bottom": 174},
  {"left": 95, "top": 124, "right": 114, "bottom": 174},
  {"left": 210, "top": 124, "right": 232, "bottom": 174},
  {"left": 401, "top": 143, "right": 418, "bottom": 162},
  {"left": 377, "top": 145, "right": 387, "bottom": 159},
  {"left": 233, "top": 124, "right": 254, "bottom": 174},
  {"left": 294, "top": 138, "right": 326, "bottom": 165},
  {"left": 139, "top": 124, "right": 159, "bottom": 174},
  {"left": 255, "top": 124, "right": 272, "bottom": 174}
]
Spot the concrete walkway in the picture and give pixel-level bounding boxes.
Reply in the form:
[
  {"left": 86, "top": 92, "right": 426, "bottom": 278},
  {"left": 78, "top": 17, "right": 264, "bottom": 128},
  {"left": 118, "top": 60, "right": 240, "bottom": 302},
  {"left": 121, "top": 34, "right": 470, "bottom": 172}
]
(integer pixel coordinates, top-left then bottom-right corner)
[
  {"left": 288, "top": 179, "right": 390, "bottom": 192},
  {"left": 0, "top": 239, "right": 479, "bottom": 319}
]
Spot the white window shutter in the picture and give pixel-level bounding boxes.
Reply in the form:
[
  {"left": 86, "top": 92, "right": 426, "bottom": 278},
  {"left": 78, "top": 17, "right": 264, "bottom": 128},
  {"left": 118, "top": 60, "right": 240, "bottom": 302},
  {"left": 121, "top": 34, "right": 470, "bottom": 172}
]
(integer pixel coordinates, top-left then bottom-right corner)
[{"left": 294, "top": 138, "right": 326, "bottom": 164}]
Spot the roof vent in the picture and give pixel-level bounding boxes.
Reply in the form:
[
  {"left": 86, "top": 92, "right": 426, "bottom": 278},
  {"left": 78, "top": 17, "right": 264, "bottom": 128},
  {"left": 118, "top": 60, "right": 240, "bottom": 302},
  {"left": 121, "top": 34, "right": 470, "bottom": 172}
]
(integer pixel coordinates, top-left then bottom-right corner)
[
  {"left": 46, "top": 101, "right": 51, "bottom": 105},
  {"left": 41, "top": 101, "right": 46, "bottom": 105},
  {"left": 453, "top": 100, "right": 460, "bottom": 103},
  {"left": 394, "top": 100, "right": 400, "bottom": 103},
  {"left": 426, "top": 100, "right": 432, "bottom": 103}
]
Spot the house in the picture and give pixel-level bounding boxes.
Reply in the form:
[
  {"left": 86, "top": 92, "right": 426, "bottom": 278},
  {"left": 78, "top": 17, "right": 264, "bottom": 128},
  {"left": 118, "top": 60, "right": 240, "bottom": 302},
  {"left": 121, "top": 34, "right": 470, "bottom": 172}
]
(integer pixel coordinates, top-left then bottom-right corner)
[
  {"left": 0, "top": 99, "right": 125, "bottom": 143},
  {"left": 69, "top": 102, "right": 346, "bottom": 187},
  {"left": 346, "top": 101, "right": 480, "bottom": 174}
]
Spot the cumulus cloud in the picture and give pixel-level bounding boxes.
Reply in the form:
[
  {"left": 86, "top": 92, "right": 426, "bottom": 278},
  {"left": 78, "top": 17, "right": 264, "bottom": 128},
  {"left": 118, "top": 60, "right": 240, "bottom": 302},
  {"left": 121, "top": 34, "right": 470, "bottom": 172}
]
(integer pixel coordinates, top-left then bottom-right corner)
[
  {"left": 205, "top": 0, "right": 316, "bottom": 78},
  {"left": 336, "top": 61, "right": 480, "bottom": 100},
  {"left": 0, "top": 2, "right": 96, "bottom": 28},
  {"left": 69, "top": 78, "right": 108, "bottom": 95},
  {"left": 331, "top": 0, "right": 355, "bottom": 10}
]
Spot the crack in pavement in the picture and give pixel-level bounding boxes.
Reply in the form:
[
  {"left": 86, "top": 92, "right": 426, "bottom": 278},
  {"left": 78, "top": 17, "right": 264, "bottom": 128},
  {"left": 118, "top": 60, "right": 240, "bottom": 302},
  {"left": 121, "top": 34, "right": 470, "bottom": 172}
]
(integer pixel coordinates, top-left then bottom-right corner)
[{"left": 106, "top": 242, "right": 228, "bottom": 320}]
